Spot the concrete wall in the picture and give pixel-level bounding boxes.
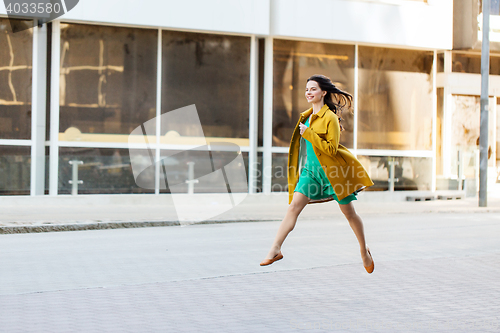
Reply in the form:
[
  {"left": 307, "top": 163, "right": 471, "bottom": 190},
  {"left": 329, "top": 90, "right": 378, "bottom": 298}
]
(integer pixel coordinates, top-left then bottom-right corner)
[
  {"left": 1, "top": 0, "right": 453, "bottom": 49},
  {"left": 453, "top": 0, "right": 480, "bottom": 50},
  {"left": 0, "top": 0, "right": 271, "bottom": 35},
  {"left": 271, "top": 0, "right": 453, "bottom": 49},
  {"left": 437, "top": 73, "right": 500, "bottom": 96},
  {"left": 453, "top": 0, "right": 500, "bottom": 51}
]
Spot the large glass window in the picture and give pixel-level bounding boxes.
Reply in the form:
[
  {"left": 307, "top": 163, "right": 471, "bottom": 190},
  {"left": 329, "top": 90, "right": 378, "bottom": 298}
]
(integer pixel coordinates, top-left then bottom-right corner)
[
  {"left": 437, "top": 53, "right": 444, "bottom": 73},
  {"left": 358, "top": 155, "right": 432, "bottom": 191},
  {"left": 358, "top": 47, "right": 434, "bottom": 150},
  {"left": 58, "top": 148, "right": 153, "bottom": 194},
  {"left": 271, "top": 153, "right": 288, "bottom": 192},
  {"left": 452, "top": 52, "right": 500, "bottom": 75},
  {"left": 450, "top": 95, "right": 496, "bottom": 177},
  {"left": 256, "top": 152, "right": 263, "bottom": 193},
  {"left": 161, "top": 31, "right": 250, "bottom": 145},
  {"left": 158, "top": 149, "right": 249, "bottom": 194},
  {"left": 273, "top": 40, "right": 355, "bottom": 148},
  {"left": 0, "top": 146, "right": 30, "bottom": 195},
  {"left": 0, "top": 18, "right": 32, "bottom": 140},
  {"left": 59, "top": 24, "right": 158, "bottom": 142}
]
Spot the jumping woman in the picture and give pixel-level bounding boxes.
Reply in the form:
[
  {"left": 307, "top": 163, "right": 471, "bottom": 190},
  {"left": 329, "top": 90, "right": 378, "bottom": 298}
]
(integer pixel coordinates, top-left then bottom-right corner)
[{"left": 260, "top": 74, "right": 375, "bottom": 273}]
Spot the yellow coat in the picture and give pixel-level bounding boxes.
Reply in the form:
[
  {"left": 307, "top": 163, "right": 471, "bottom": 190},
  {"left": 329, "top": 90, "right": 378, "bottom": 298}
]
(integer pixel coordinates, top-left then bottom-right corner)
[{"left": 287, "top": 104, "right": 374, "bottom": 204}]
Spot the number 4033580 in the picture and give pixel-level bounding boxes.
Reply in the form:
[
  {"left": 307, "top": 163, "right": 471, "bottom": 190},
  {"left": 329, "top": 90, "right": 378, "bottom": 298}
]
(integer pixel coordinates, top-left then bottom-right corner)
[{"left": 5, "top": 2, "right": 62, "bottom": 14}]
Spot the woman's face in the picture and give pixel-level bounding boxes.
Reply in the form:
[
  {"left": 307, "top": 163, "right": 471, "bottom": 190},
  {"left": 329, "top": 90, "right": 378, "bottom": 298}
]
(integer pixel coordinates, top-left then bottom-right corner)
[{"left": 305, "top": 80, "right": 326, "bottom": 104}]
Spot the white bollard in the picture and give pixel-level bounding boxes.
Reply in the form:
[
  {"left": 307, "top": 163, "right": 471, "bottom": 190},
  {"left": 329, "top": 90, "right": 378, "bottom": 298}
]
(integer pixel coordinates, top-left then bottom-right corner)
[
  {"left": 185, "top": 161, "right": 199, "bottom": 194},
  {"left": 68, "top": 160, "right": 83, "bottom": 196}
]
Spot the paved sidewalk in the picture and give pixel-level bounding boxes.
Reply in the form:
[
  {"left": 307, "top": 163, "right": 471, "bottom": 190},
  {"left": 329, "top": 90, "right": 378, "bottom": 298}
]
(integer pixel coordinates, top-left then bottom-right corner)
[
  {"left": 1, "top": 254, "right": 499, "bottom": 333},
  {"left": 1, "top": 184, "right": 500, "bottom": 233},
  {"left": 0, "top": 212, "right": 499, "bottom": 332}
]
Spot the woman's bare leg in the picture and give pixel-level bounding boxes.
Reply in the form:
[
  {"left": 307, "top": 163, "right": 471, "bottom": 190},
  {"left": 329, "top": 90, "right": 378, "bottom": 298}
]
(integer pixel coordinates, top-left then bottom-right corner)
[
  {"left": 263, "top": 191, "right": 310, "bottom": 259},
  {"left": 338, "top": 202, "right": 373, "bottom": 267}
]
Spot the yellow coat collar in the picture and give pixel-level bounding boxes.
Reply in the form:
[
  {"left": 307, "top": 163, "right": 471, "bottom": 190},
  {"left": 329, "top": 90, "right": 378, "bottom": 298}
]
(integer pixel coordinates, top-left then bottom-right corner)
[{"left": 300, "top": 103, "right": 330, "bottom": 120}]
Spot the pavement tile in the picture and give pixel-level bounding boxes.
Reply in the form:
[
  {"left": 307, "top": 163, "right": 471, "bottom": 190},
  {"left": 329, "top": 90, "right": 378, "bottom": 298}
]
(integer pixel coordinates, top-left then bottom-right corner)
[
  {"left": 4, "top": 254, "right": 499, "bottom": 332},
  {"left": 1, "top": 212, "right": 500, "bottom": 332}
]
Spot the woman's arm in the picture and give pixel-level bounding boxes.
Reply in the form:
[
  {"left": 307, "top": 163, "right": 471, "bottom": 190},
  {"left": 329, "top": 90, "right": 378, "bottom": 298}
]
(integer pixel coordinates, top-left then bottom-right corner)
[{"left": 301, "top": 117, "right": 340, "bottom": 157}]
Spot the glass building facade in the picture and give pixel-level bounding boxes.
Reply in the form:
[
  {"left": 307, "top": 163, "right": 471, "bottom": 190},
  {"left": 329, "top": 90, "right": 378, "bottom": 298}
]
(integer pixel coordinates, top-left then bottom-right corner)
[
  {"left": 0, "top": 16, "right": 497, "bottom": 196},
  {"left": 272, "top": 39, "right": 355, "bottom": 149},
  {"left": 357, "top": 47, "right": 434, "bottom": 151},
  {"left": 0, "top": 18, "right": 32, "bottom": 140},
  {"left": 59, "top": 24, "right": 158, "bottom": 141},
  {"left": 0, "top": 18, "right": 33, "bottom": 195}
]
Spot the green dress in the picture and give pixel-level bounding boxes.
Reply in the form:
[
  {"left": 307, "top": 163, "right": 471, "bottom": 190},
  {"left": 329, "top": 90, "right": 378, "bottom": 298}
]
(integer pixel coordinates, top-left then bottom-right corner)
[{"left": 294, "top": 116, "right": 357, "bottom": 205}]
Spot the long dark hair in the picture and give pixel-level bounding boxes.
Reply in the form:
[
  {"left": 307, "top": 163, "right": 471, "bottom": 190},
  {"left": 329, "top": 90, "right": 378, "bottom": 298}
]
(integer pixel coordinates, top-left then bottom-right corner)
[{"left": 307, "top": 74, "right": 353, "bottom": 131}]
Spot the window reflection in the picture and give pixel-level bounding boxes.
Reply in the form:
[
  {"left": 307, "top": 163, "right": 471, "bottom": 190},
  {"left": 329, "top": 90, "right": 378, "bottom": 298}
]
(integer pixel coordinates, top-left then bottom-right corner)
[
  {"left": 450, "top": 95, "right": 496, "bottom": 175},
  {"left": 437, "top": 53, "right": 444, "bottom": 73},
  {"left": 358, "top": 47, "right": 434, "bottom": 150},
  {"left": 452, "top": 52, "right": 500, "bottom": 75},
  {"left": 272, "top": 153, "right": 432, "bottom": 193},
  {"left": 161, "top": 31, "right": 250, "bottom": 145},
  {"left": 59, "top": 24, "right": 157, "bottom": 142},
  {"left": 358, "top": 155, "right": 432, "bottom": 191},
  {"left": 271, "top": 153, "right": 288, "bottom": 192},
  {"left": 158, "top": 149, "right": 249, "bottom": 193},
  {"left": 0, "top": 18, "right": 32, "bottom": 140},
  {"left": 0, "top": 146, "right": 30, "bottom": 195},
  {"left": 58, "top": 148, "right": 153, "bottom": 194},
  {"left": 273, "top": 39, "right": 355, "bottom": 148},
  {"left": 256, "top": 152, "right": 263, "bottom": 193}
]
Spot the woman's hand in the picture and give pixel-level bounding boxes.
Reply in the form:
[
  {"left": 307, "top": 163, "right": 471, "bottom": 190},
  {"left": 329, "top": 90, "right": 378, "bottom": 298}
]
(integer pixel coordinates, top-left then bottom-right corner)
[
  {"left": 299, "top": 122, "right": 308, "bottom": 135},
  {"left": 301, "top": 116, "right": 341, "bottom": 157}
]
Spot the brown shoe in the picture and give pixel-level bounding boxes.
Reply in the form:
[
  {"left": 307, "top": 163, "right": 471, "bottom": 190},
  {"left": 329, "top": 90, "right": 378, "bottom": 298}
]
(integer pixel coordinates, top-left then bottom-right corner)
[
  {"left": 260, "top": 251, "right": 283, "bottom": 266},
  {"left": 364, "top": 248, "right": 374, "bottom": 274}
]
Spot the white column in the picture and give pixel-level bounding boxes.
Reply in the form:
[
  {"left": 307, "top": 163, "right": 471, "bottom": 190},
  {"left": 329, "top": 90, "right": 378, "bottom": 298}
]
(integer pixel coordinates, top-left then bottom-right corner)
[
  {"left": 431, "top": 50, "right": 437, "bottom": 192},
  {"left": 442, "top": 50, "right": 453, "bottom": 178},
  {"left": 262, "top": 37, "right": 273, "bottom": 194},
  {"left": 30, "top": 21, "right": 47, "bottom": 196},
  {"left": 155, "top": 28, "right": 162, "bottom": 195},
  {"left": 248, "top": 35, "right": 259, "bottom": 194},
  {"left": 49, "top": 20, "right": 61, "bottom": 196}
]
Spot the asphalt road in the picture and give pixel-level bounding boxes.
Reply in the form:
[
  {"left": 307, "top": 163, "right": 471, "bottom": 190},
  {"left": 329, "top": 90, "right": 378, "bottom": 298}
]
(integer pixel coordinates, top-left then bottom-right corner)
[{"left": 1, "top": 212, "right": 499, "bottom": 332}]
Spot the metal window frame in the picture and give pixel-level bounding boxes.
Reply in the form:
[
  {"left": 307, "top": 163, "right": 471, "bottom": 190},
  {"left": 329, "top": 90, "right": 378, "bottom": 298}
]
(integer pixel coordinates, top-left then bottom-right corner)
[
  {"left": 49, "top": 20, "right": 61, "bottom": 195},
  {"left": 262, "top": 37, "right": 274, "bottom": 194},
  {"left": 46, "top": 21, "right": 255, "bottom": 196},
  {"left": 155, "top": 28, "right": 162, "bottom": 195},
  {"left": 21, "top": 18, "right": 441, "bottom": 196},
  {"left": 248, "top": 35, "right": 259, "bottom": 194},
  {"left": 31, "top": 21, "right": 48, "bottom": 196},
  {"left": 266, "top": 42, "right": 438, "bottom": 192}
]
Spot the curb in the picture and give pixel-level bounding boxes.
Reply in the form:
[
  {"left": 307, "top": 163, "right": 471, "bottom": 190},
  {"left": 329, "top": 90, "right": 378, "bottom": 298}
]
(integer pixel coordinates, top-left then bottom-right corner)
[{"left": 0, "top": 219, "right": 281, "bottom": 234}]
